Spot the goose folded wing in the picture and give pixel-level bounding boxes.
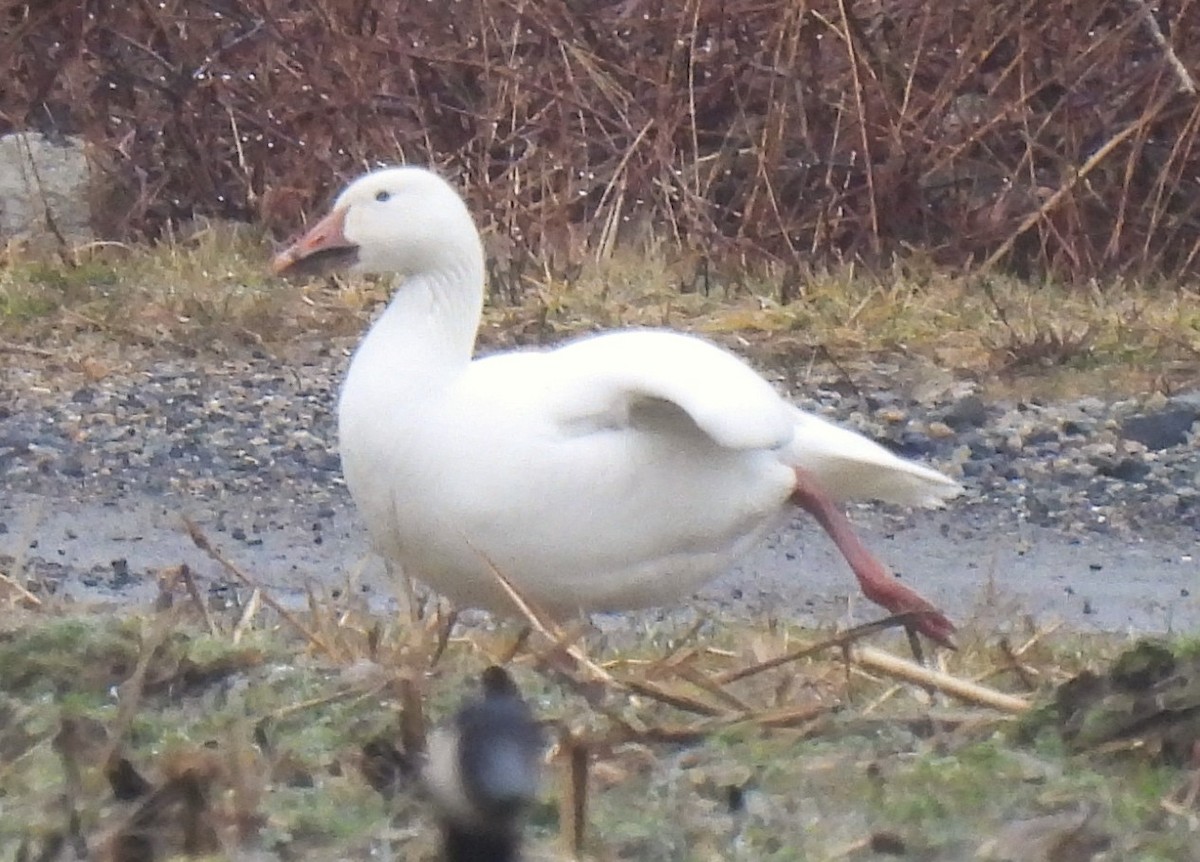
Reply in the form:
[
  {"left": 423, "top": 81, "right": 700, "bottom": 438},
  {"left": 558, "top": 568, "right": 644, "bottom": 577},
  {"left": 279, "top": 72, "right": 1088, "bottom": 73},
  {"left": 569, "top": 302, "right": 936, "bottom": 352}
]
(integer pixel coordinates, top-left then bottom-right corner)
[{"left": 539, "top": 329, "right": 795, "bottom": 451}]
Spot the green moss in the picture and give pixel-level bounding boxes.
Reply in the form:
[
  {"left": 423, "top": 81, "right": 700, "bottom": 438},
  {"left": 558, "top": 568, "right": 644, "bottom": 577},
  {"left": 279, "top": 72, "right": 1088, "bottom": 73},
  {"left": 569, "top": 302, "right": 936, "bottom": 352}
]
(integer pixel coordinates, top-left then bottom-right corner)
[
  {"left": 0, "top": 617, "right": 141, "bottom": 695},
  {"left": 263, "top": 780, "right": 391, "bottom": 848},
  {"left": 0, "top": 609, "right": 1196, "bottom": 859},
  {"left": 21, "top": 260, "right": 119, "bottom": 291}
]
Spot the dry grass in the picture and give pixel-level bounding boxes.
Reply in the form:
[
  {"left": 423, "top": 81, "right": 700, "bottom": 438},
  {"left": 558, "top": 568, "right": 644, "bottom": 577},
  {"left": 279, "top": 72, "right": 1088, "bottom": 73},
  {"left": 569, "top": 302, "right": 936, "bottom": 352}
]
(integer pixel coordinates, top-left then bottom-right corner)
[
  {"left": 3, "top": 233, "right": 1198, "bottom": 401},
  {"left": 0, "top": 223, "right": 368, "bottom": 353},
  {"left": 506, "top": 252, "right": 1200, "bottom": 392}
]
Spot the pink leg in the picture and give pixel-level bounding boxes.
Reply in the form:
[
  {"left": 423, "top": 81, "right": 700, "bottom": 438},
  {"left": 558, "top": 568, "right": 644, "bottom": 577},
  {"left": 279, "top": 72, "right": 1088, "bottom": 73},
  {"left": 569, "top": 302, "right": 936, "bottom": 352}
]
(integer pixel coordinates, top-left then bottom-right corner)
[{"left": 790, "top": 468, "right": 957, "bottom": 649}]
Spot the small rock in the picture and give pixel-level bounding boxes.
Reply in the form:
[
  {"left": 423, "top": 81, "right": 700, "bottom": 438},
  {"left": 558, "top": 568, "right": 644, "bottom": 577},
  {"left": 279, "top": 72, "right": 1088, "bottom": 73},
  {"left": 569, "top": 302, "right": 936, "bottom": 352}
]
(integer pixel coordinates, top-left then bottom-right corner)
[
  {"left": 1168, "top": 390, "right": 1200, "bottom": 411},
  {"left": 1095, "top": 457, "right": 1151, "bottom": 483},
  {"left": 59, "top": 456, "right": 85, "bottom": 478},
  {"left": 940, "top": 393, "right": 989, "bottom": 429},
  {"left": 1025, "top": 427, "right": 1059, "bottom": 445},
  {"left": 0, "top": 132, "right": 93, "bottom": 245},
  {"left": 925, "top": 420, "right": 954, "bottom": 439},
  {"left": 977, "top": 806, "right": 1109, "bottom": 861},
  {"left": 1120, "top": 407, "right": 1199, "bottom": 450},
  {"left": 893, "top": 430, "right": 938, "bottom": 457},
  {"left": 864, "top": 391, "right": 900, "bottom": 410},
  {"left": 1143, "top": 391, "right": 1169, "bottom": 411}
]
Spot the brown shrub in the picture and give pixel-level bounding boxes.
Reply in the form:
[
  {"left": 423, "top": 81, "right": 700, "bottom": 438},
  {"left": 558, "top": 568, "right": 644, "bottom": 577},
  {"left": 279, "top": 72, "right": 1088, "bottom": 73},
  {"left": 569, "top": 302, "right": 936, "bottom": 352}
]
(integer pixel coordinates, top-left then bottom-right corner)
[{"left": 2, "top": 0, "right": 1199, "bottom": 284}]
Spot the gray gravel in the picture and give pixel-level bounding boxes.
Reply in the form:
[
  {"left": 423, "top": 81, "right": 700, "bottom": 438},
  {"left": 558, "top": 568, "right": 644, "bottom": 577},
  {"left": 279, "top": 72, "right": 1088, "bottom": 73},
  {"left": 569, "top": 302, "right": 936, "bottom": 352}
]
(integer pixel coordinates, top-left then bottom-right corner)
[{"left": 1, "top": 337, "right": 1197, "bottom": 634}]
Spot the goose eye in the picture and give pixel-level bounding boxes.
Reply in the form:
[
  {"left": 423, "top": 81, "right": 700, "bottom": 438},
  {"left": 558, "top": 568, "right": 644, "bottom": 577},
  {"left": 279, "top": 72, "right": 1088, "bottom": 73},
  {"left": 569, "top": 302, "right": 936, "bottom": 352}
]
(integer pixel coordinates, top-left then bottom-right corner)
[{"left": 375, "top": 190, "right": 391, "bottom": 202}]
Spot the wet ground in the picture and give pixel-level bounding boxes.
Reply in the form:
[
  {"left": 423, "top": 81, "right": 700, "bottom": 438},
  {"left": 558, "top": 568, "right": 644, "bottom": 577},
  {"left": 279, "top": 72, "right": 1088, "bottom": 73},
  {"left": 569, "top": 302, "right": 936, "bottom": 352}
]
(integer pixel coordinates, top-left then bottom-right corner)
[
  {"left": 3, "top": 486, "right": 1196, "bottom": 636},
  {"left": 2, "top": 340, "right": 1197, "bottom": 636}
]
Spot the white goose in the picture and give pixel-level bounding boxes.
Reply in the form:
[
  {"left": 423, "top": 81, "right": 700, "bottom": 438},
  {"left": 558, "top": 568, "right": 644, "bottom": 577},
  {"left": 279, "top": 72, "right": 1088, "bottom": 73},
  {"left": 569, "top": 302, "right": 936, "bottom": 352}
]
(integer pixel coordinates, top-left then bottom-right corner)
[{"left": 272, "top": 167, "right": 964, "bottom": 647}]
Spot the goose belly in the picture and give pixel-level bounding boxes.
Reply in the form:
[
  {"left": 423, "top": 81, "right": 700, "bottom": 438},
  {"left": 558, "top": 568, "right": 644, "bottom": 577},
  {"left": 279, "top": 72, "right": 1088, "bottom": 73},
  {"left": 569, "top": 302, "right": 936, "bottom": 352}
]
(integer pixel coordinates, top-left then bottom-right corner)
[{"left": 341, "top": 422, "right": 795, "bottom": 616}]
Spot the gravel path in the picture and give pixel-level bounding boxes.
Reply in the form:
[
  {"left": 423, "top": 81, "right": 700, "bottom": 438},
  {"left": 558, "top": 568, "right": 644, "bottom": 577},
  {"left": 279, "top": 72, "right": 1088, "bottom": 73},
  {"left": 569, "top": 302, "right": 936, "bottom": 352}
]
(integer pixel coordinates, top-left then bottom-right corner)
[{"left": 2, "top": 336, "right": 1197, "bottom": 634}]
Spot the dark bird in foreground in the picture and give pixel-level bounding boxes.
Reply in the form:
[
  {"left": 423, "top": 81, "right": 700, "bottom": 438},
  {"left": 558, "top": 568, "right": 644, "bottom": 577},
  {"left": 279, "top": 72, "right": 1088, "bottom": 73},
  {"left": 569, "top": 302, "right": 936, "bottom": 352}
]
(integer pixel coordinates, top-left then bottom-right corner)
[{"left": 425, "top": 667, "right": 544, "bottom": 862}]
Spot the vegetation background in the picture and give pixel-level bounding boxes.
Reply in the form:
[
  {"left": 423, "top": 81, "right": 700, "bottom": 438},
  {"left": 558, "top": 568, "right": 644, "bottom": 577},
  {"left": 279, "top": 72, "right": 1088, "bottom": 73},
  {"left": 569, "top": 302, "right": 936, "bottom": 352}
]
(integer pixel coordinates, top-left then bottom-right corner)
[
  {"left": 4, "top": 0, "right": 1200, "bottom": 287},
  {"left": 3, "top": 4, "right": 1200, "bottom": 860}
]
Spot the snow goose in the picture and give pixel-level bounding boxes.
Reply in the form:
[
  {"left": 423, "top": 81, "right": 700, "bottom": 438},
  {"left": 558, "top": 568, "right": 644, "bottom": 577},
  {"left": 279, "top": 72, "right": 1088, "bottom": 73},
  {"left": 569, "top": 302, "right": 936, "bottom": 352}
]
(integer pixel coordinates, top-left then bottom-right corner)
[{"left": 272, "top": 166, "right": 964, "bottom": 647}]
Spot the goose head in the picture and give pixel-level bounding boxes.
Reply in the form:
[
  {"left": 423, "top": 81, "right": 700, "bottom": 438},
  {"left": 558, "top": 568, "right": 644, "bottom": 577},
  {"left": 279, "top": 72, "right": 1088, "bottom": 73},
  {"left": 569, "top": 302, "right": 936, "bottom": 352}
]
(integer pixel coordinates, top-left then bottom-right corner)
[{"left": 271, "top": 166, "right": 482, "bottom": 280}]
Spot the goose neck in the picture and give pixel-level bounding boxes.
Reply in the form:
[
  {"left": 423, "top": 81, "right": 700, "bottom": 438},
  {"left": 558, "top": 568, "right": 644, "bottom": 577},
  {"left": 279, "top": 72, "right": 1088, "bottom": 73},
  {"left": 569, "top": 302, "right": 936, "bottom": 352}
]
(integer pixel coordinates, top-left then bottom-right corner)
[{"left": 353, "top": 261, "right": 484, "bottom": 389}]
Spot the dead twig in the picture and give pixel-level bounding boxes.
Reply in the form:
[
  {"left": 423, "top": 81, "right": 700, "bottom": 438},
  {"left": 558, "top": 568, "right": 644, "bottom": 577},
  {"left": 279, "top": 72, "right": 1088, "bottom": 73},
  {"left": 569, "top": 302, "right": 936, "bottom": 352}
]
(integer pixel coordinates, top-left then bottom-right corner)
[
  {"left": 558, "top": 729, "right": 590, "bottom": 859},
  {"left": 476, "top": 543, "right": 617, "bottom": 686},
  {"left": 0, "top": 340, "right": 55, "bottom": 358},
  {"left": 713, "top": 614, "right": 927, "bottom": 686},
  {"left": 182, "top": 516, "right": 339, "bottom": 659},
  {"left": 267, "top": 679, "right": 390, "bottom": 722},
  {"left": 1127, "top": 0, "right": 1196, "bottom": 94},
  {"left": 980, "top": 92, "right": 1175, "bottom": 274},
  {"left": 176, "top": 563, "right": 221, "bottom": 637},
  {"left": 0, "top": 570, "right": 43, "bottom": 607},
  {"left": 852, "top": 645, "right": 1031, "bottom": 714}
]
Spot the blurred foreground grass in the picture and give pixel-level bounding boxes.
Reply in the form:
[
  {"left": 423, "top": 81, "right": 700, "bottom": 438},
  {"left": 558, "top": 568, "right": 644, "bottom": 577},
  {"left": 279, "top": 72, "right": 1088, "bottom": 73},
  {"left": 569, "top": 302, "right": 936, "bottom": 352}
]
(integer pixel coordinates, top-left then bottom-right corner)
[{"left": 0, "top": 567, "right": 1197, "bottom": 861}]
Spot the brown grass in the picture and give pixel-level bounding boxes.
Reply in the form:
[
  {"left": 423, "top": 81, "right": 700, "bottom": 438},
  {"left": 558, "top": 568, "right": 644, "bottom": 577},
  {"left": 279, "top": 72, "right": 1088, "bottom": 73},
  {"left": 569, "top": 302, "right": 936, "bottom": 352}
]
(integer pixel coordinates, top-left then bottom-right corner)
[
  {"left": 2, "top": 233, "right": 1198, "bottom": 401},
  {"left": 4, "top": 0, "right": 1200, "bottom": 282}
]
